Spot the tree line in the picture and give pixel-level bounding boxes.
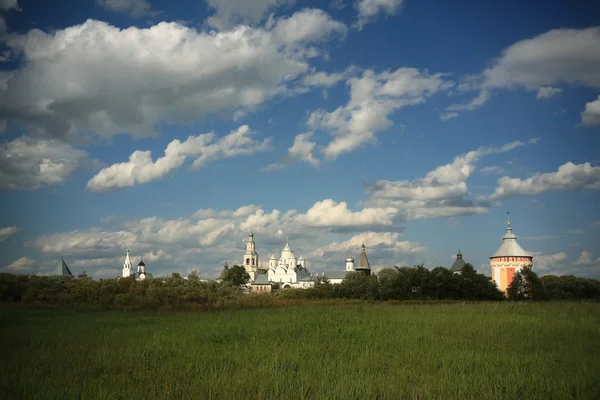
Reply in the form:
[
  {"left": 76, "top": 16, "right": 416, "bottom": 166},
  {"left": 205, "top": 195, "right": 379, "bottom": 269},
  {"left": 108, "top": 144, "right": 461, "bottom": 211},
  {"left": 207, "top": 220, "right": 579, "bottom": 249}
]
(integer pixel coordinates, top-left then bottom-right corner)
[{"left": 0, "top": 264, "right": 598, "bottom": 309}]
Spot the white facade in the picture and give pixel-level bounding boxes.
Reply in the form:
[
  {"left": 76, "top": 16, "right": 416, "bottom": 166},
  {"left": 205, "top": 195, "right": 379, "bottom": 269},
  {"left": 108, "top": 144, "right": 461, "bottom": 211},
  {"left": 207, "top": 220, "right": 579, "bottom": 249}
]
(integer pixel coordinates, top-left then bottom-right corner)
[
  {"left": 266, "top": 238, "right": 313, "bottom": 288},
  {"left": 242, "top": 232, "right": 259, "bottom": 281},
  {"left": 242, "top": 234, "right": 317, "bottom": 289},
  {"left": 122, "top": 250, "right": 149, "bottom": 280},
  {"left": 122, "top": 250, "right": 133, "bottom": 278}
]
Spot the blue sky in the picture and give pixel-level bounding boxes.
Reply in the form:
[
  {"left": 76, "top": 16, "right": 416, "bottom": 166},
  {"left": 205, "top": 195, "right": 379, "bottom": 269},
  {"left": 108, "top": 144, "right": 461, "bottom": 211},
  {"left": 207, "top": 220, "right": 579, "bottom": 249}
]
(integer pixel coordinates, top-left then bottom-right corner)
[{"left": 1, "top": 0, "right": 599, "bottom": 279}]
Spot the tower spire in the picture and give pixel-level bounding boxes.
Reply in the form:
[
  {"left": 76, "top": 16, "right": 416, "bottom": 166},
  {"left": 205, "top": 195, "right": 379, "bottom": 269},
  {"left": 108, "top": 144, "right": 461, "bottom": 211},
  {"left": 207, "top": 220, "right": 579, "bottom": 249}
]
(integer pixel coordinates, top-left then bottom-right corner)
[{"left": 507, "top": 212, "right": 511, "bottom": 228}]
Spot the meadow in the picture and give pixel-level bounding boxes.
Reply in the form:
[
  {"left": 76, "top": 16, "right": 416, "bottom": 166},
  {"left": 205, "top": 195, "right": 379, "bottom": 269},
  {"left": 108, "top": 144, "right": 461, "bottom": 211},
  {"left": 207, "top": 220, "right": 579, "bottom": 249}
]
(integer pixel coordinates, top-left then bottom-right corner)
[{"left": 1, "top": 301, "right": 599, "bottom": 399}]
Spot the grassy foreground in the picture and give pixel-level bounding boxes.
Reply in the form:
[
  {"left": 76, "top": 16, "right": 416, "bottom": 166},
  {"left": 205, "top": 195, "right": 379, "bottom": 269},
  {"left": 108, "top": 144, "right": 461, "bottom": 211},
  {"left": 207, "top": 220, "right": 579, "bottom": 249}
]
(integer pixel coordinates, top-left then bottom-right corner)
[{"left": 1, "top": 301, "right": 599, "bottom": 399}]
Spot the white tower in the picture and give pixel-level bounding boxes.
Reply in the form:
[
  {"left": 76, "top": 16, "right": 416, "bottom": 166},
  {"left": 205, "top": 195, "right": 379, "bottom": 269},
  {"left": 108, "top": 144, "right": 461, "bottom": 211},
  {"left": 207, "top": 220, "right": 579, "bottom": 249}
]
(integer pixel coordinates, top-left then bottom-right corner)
[
  {"left": 122, "top": 250, "right": 133, "bottom": 278},
  {"left": 137, "top": 255, "right": 146, "bottom": 280},
  {"left": 243, "top": 232, "right": 259, "bottom": 281},
  {"left": 345, "top": 249, "right": 354, "bottom": 271}
]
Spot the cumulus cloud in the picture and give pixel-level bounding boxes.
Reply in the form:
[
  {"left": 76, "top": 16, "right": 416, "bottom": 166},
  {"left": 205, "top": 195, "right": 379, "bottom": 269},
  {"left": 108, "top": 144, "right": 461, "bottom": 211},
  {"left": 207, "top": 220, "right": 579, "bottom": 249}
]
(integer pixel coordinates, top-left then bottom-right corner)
[
  {"left": 354, "top": 0, "right": 403, "bottom": 30},
  {"left": 364, "top": 140, "right": 532, "bottom": 219},
  {"left": 533, "top": 252, "right": 568, "bottom": 274},
  {"left": 205, "top": 0, "right": 294, "bottom": 30},
  {"left": 536, "top": 86, "right": 562, "bottom": 100},
  {"left": 302, "top": 70, "right": 349, "bottom": 87},
  {"left": 0, "top": 11, "right": 346, "bottom": 142},
  {"left": 4, "top": 256, "right": 35, "bottom": 271},
  {"left": 313, "top": 231, "right": 424, "bottom": 255},
  {"left": 487, "top": 162, "right": 600, "bottom": 200},
  {"left": 0, "top": 136, "right": 90, "bottom": 190},
  {"left": 96, "top": 0, "right": 156, "bottom": 17},
  {"left": 295, "top": 199, "right": 400, "bottom": 230},
  {"left": 87, "top": 125, "right": 272, "bottom": 191},
  {"left": 483, "top": 27, "right": 600, "bottom": 90},
  {"left": 262, "top": 131, "right": 319, "bottom": 171},
  {"left": 0, "top": 226, "right": 17, "bottom": 241},
  {"left": 308, "top": 67, "right": 454, "bottom": 159},
  {"left": 574, "top": 250, "right": 593, "bottom": 266},
  {"left": 446, "top": 27, "right": 600, "bottom": 115},
  {"left": 580, "top": 95, "right": 600, "bottom": 127}
]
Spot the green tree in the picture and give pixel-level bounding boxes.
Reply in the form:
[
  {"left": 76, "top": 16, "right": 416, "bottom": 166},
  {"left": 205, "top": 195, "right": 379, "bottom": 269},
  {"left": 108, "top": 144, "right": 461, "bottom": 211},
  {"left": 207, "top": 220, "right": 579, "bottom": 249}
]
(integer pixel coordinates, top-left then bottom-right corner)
[
  {"left": 507, "top": 268, "right": 546, "bottom": 301},
  {"left": 222, "top": 265, "right": 250, "bottom": 286}
]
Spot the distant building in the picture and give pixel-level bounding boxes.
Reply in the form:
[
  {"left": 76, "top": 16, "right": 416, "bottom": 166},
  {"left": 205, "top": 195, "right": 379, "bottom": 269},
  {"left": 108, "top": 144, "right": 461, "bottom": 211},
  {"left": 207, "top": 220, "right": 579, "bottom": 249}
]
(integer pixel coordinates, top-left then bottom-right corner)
[
  {"left": 122, "top": 250, "right": 151, "bottom": 280},
  {"left": 251, "top": 274, "right": 272, "bottom": 293},
  {"left": 322, "top": 243, "right": 373, "bottom": 283},
  {"left": 53, "top": 258, "right": 73, "bottom": 276},
  {"left": 450, "top": 250, "right": 466, "bottom": 274},
  {"left": 216, "top": 262, "right": 229, "bottom": 283},
  {"left": 490, "top": 213, "right": 533, "bottom": 293},
  {"left": 355, "top": 243, "right": 372, "bottom": 276},
  {"left": 242, "top": 232, "right": 259, "bottom": 281},
  {"left": 240, "top": 233, "right": 318, "bottom": 289}
]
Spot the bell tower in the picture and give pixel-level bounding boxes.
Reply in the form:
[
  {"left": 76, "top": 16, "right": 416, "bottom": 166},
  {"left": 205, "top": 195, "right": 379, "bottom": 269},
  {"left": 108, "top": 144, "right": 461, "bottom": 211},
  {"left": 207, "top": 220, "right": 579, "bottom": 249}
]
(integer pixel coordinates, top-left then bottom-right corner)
[{"left": 242, "top": 232, "right": 259, "bottom": 281}]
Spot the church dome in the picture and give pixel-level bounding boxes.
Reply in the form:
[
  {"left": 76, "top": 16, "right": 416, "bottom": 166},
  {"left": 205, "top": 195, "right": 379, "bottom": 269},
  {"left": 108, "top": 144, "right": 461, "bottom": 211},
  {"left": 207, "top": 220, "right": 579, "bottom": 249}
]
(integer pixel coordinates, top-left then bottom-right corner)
[
  {"left": 270, "top": 253, "right": 277, "bottom": 260},
  {"left": 299, "top": 255, "right": 305, "bottom": 261},
  {"left": 138, "top": 256, "right": 145, "bottom": 267},
  {"left": 491, "top": 215, "right": 532, "bottom": 258},
  {"left": 346, "top": 256, "right": 354, "bottom": 262}
]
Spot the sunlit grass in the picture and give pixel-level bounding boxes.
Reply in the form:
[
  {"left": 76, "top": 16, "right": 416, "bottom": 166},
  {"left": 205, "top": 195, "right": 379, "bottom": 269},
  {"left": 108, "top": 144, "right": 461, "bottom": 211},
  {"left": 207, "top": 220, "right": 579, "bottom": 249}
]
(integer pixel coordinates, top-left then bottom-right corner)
[{"left": 1, "top": 302, "right": 599, "bottom": 399}]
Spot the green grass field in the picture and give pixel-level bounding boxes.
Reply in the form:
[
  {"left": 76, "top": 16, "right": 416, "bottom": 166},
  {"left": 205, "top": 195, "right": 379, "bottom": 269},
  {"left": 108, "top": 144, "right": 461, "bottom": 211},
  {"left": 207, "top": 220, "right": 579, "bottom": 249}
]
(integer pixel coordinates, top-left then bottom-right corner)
[{"left": 1, "top": 301, "right": 599, "bottom": 399}]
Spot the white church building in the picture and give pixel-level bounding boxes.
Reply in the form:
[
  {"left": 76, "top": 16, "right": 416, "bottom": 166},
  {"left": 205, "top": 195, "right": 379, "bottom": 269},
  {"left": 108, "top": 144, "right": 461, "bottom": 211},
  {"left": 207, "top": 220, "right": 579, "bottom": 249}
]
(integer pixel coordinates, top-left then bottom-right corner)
[
  {"left": 241, "top": 233, "right": 318, "bottom": 289},
  {"left": 122, "top": 250, "right": 150, "bottom": 280}
]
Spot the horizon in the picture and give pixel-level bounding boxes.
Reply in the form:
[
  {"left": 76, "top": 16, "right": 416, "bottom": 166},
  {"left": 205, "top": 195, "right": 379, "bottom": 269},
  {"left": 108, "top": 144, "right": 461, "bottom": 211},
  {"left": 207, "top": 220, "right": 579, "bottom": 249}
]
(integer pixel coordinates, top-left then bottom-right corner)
[{"left": 1, "top": 0, "right": 599, "bottom": 280}]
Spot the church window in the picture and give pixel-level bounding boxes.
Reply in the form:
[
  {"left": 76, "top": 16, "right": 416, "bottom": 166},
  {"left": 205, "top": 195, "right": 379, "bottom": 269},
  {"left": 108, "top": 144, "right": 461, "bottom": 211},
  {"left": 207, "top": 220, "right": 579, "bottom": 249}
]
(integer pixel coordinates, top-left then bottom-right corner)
[
  {"left": 246, "top": 258, "right": 250, "bottom": 265},
  {"left": 252, "top": 258, "right": 255, "bottom": 265}
]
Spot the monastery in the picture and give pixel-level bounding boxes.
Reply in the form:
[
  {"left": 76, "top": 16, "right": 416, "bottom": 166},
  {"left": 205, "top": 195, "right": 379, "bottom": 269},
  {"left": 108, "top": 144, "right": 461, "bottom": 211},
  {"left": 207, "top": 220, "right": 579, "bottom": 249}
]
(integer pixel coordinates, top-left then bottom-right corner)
[{"left": 231, "top": 232, "right": 372, "bottom": 290}]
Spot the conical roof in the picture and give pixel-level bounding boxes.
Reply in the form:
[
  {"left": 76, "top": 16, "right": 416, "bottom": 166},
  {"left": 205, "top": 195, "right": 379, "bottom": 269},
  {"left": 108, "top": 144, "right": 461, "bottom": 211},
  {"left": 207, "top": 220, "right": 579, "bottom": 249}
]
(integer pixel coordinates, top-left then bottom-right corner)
[
  {"left": 450, "top": 250, "right": 466, "bottom": 272},
  {"left": 355, "top": 243, "right": 371, "bottom": 270},
  {"left": 491, "top": 215, "right": 532, "bottom": 258},
  {"left": 54, "top": 258, "right": 73, "bottom": 276},
  {"left": 217, "top": 263, "right": 229, "bottom": 280},
  {"left": 137, "top": 255, "right": 145, "bottom": 267}
]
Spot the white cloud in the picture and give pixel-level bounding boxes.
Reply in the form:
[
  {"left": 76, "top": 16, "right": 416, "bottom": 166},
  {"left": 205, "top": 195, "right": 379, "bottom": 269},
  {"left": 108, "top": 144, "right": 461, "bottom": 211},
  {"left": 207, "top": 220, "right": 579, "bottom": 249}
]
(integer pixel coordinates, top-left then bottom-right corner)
[
  {"left": 313, "top": 231, "right": 423, "bottom": 255},
  {"left": 0, "top": 136, "right": 90, "bottom": 190},
  {"left": 295, "top": 199, "right": 399, "bottom": 229},
  {"left": 4, "top": 256, "right": 35, "bottom": 271},
  {"left": 354, "top": 0, "right": 403, "bottom": 30},
  {"left": 0, "top": 11, "right": 346, "bottom": 142},
  {"left": 536, "top": 86, "right": 562, "bottom": 100},
  {"left": 262, "top": 131, "right": 319, "bottom": 171},
  {"left": 0, "top": 226, "right": 17, "bottom": 241},
  {"left": 36, "top": 229, "right": 137, "bottom": 257},
  {"left": 533, "top": 252, "right": 568, "bottom": 274},
  {"left": 273, "top": 8, "right": 347, "bottom": 45},
  {"left": 363, "top": 140, "right": 533, "bottom": 219},
  {"left": 487, "top": 162, "right": 600, "bottom": 200},
  {"left": 447, "top": 27, "right": 600, "bottom": 115},
  {"left": 308, "top": 68, "right": 453, "bottom": 159},
  {"left": 446, "top": 90, "right": 491, "bottom": 112},
  {"left": 302, "top": 70, "right": 348, "bottom": 87},
  {"left": 480, "top": 166, "right": 505, "bottom": 175},
  {"left": 96, "top": 0, "right": 156, "bottom": 17},
  {"left": 483, "top": 27, "right": 600, "bottom": 90},
  {"left": 575, "top": 250, "right": 593, "bottom": 266},
  {"left": 580, "top": 95, "right": 600, "bottom": 127},
  {"left": 440, "top": 112, "right": 458, "bottom": 121},
  {"left": 0, "top": 0, "right": 19, "bottom": 11},
  {"left": 205, "top": 0, "right": 294, "bottom": 30},
  {"left": 87, "top": 125, "right": 272, "bottom": 191}
]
